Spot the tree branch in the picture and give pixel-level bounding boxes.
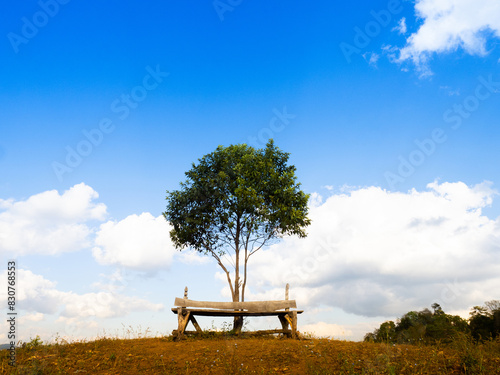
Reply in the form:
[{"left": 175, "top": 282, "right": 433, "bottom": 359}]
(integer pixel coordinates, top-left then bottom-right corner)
[{"left": 207, "top": 247, "right": 235, "bottom": 298}]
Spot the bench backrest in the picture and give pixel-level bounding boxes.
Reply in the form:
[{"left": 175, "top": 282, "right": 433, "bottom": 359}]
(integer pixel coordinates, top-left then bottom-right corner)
[{"left": 174, "top": 298, "right": 297, "bottom": 313}]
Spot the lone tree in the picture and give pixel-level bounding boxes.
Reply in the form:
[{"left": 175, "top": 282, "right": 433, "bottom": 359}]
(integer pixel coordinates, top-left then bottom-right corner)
[{"left": 163, "top": 140, "right": 311, "bottom": 332}]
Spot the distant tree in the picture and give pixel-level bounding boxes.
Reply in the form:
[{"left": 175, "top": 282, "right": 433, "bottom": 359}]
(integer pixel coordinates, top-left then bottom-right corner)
[
  {"left": 398, "top": 309, "right": 432, "bottom": 331},
  {"left": 426, "top": 312, "right": 469, "bottom": 343},
  {"left": 485, "top": 300, "right": 500, "bottom": 312},
  {"left": 494, "top": 309, "right": 500, "bottom": 337},
  {"left": 378, "top": 321, "right": 397, "bottom": 343},
  {"left": 364, "top": 321, "right": 396, "bottom": 343},
  {"left": 364, "top": 303, "right": 469, "bottom": 344},
  {"left": 396, "top": 310, "right": 431, "bottom": 344},
  {"left": 431, "top": 303, "right": 444, "bottom": 315},
  {"left": 163, "top": 140, "right": 311, "bottom": 332},
  {"left": 485, "top": 300, "right": 500, "bottom": 336},
  {"left": 469, "top": 300, "right": 500, "bottom": 341},
  {"left": 363, "top": 332, "right": 377, "bottom": 342}
]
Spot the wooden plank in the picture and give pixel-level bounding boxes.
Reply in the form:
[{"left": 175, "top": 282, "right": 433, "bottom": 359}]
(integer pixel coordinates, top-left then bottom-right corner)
[
  {"left": 171, "top": 308, "right": 303, "bottom": 317},
  {"left": 173, "top": 298, "right": 297, "bottom": 311},
  {"left": 182, "top": 329, "right": 290, "bottom": 336}
]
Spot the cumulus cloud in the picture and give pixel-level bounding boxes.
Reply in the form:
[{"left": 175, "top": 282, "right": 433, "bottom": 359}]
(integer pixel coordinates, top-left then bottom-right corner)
[
  {"left": 20, "top": 312, "right": 44, "bottom": 323},
  {"left": 60, "top": 290, "right": 163, "bottom": 319},
  {"left": 392, "top": 17, "right": 407, "bottom": 34},
  {"left": 0, "top": 269, "right": 163, "bottom": 320},
  {"left": 395, "top": 0, "right": 500, "bottom": 74},
  {"left": 246, "top": 181, "right": 500, "bottom": 318},
  {"left": 177, "top": 249, "right": 212, "bottom": 265},
  {"left": 92, "top": 212, "right": 178, "bottom": 271},
  {"left": 13, "top": 269, "right": 62, "bottom": 314},
  {"left": 309, "top": 192, "right": 324, "bottom": 208},
  {"left": 0, "top": 183, "right": 107, "bottom": 256},
  {"left": 0, "top": 267, "right": 165, "bottom": 342}
]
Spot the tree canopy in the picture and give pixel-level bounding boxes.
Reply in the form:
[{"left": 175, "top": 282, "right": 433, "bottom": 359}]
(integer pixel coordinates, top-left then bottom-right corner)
[
  {"left": 469, "top": 300, "right": 500, "bottom": 341},
  {"left": 365, "top": 301, "right": 500, "bottom": 344},
  {"left": 364, "top": 303, "right": 469, "bottom": 344},
  {"left": 163, "top": 140, "right": 310, "bottom": 330}
]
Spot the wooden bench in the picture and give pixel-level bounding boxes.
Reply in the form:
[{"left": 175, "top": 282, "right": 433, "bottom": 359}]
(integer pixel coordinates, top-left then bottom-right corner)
[{"left": 171, "top": 284, "right": 303, "bottom": 340}]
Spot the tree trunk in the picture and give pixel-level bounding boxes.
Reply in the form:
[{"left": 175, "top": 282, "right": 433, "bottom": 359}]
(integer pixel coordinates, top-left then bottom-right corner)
[
  {"left": 233, "top": 219, "right": 243, "bottom": 333},
  {"left": 233, "top": 255, "right": 243, "bottom": 333},
  {"left": 233, "top": 316, "right": 243, "bottom": 333},
  {"left": 234, "top": 249, "right": 249, "bottom": 334},
  {"left": 241, "top": 247, "right": 248, "bottom": 302}
]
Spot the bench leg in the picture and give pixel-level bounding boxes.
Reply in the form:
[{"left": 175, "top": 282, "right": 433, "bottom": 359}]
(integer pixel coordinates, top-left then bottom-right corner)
[
  {"left": 290, "top": 311, "right": 298, "bottom": 339},
  {"left": 176, "top": 308, "right": 190, "bottom": 340},
  {"left": 282, "top": 312, "right": 298, "bottom": 339},
  {"left": 278, "top": 315, "right": 291, "bottom": 337}
]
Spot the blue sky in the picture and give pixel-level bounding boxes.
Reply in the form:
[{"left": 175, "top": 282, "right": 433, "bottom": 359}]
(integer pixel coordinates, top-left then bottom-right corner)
[{"left": 1, "top": 0, "right": 500, "bottom": 342}]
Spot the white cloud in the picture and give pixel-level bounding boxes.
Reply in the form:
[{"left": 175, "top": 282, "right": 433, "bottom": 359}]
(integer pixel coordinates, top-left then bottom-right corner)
[
  {"left": 362, "top": 52, "right": 380, "bottom": 67},
  {"left": 177, "top": 249, "right": 212, "bottom": 265},
  {"left": 0, "top": 183, "right": 107, "bottom": 256},
  {"left": 55, "top": 317, "right": 101, "bottom": 342},
  {"left": 60, "top": 290, "right": 163, "bottom": 319},
  {"left": 7, "top": 268, "right": 62, "bottom": 314},
  {"left": 300, "top": 321, "right": 353, "bottom": 339},
  {"left": 309, "top": 192, "right": 323, "bottom": 208},
  {"left": 92, "top": 212, "right": 178, "bottom": 271},
  {"left": 392, "top": 17, "right": 407, "bottom": 34},
  {"left": 247, "top": 181, "right": 500, "bottom": 318},
  {"left": 395, "top": 0, "right": 500, "bottom": 74},
  {"left": 0, "top": 269, "right": 163, "bottom": 320},
  {"left": 20, "top": 312, "right": 44, "bottom": 323}
]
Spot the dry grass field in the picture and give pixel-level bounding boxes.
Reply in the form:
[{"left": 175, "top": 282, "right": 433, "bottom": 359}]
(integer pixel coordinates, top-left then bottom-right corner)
[{"left": 2, "top": 332, "right": 500, "bottom": 374}]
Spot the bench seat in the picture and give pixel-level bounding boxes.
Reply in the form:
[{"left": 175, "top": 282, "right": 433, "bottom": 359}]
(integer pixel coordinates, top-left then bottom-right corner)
[{"left": 172, "top": 307, "right": 303, "bottom": 317}]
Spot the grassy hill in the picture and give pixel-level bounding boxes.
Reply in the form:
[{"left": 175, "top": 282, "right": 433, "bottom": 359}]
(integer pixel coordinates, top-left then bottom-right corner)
[{"left": 2, "top": 333, "right": 500, "bottom": 374}]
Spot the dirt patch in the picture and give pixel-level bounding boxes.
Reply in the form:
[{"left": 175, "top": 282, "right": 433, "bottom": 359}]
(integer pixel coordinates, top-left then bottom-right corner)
[{"left": 2, "top": 334, "right": 500, "bottom": 374}]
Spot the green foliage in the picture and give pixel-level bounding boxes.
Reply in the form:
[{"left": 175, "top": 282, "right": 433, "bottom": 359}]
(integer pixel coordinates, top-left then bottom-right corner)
[
  {"left": 163, "top": 140, "right": 310, "bottom": 314},
  {"left": 364, "top": 303, "right": 469, "bottom": 345},
  {"left": 23, "top": 335, "right": 44, "bottom": 351},
  {"left": 365, "top": 300, "right": 500, "bottom": 346},
  {"left": 164, "top": 140, "right": 311, "bottom": 255},
  {"left": 452, "top": 331, "right": 487, "bottom": 374},
  {"left": 378, "top": 321, "right": 397, "bottom": 343},
  {"left": 469, "top": 300, "right": 500, "bottom": 341}
]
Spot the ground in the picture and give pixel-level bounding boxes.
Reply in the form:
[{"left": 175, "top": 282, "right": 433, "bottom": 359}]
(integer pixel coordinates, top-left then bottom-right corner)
[{"left": 2, "top": 333, "right": 500, "bottom": 374}]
